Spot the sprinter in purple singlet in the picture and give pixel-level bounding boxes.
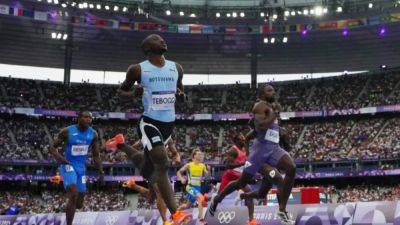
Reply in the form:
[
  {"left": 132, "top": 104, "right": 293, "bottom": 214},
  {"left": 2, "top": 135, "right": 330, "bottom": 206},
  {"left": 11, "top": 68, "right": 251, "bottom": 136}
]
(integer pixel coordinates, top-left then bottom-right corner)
[{"left": 208, "top": 84, "right": 296, "bottom": 225}]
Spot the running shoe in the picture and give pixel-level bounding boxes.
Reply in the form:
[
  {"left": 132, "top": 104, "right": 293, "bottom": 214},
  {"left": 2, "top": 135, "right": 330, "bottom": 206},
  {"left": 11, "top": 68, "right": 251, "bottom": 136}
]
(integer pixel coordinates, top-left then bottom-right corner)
[
  {"left": 277, "top": 211, "right": 295, "bottom": 225},
  {"left": 171, "top": 210, "right": 192, "bottom": 225},
  {"left": 207, "top": 198, "right": 218, "bottom": 217},
  {"left": 105, "top": 134, "right": 125, "bottom": 151},
  {"left": 248, "top": 219, "right": 260, "bottom": 225},
  {"left": 122, "top": 177, "right": 136, "bottom": 189},
  {"left": 49, "top": 175, "right": 62, "bottom": 184}
]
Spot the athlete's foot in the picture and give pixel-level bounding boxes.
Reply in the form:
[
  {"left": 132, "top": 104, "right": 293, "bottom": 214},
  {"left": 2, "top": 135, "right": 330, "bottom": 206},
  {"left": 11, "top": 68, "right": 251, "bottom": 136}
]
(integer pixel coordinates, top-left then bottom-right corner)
[
  {"left": 277, "top": 210, "right": 295, "bottom": 225},
  {"left": 200, "top": 194, "right": 208, "bottom": 207},
  {"left": 199, "top": 218, "right": 207, "bottom": 225},
  {"left": 105, "top": 134, "right": 125, "bottom": 151},
  {"left": 49, "top": 175, "right": 63, "bottom": 184},
  {"left": 248, "top": 219, "right": 260, "bottom": 225},
  {"left": 172, "top": 210, "right": 192, "bottom": 225},
  {"left": 207, "top": 198, "right": 218, "bottom": 217},
  {"left": 122, "top": 177, "right": 136, "bottom": 189}
]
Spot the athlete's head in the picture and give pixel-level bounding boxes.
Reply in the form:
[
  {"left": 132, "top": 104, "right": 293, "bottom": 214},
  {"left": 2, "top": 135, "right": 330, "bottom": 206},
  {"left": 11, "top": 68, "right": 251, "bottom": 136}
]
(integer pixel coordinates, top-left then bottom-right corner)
[
  {"left": 232, "top": 133, "right": 246, "bottom": 149},
  {"left": 141, "top": 34, "right": 167, "bottom": 55},
  {"left": 257, "top": 84, "right": 275, "bottom": 103},
  {"left": 77, "top": 108, "right": 92, "bottom": 129},
  {"left": 192, "top": 148, "right": 203, "bottom": 162}
]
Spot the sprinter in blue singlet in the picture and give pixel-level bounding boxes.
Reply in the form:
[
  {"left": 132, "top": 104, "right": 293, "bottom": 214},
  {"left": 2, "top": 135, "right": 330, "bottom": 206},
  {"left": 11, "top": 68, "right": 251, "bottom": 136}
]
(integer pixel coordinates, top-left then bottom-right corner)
[{"left": 49, "top": 108, "right": 104, "bottom": 225}]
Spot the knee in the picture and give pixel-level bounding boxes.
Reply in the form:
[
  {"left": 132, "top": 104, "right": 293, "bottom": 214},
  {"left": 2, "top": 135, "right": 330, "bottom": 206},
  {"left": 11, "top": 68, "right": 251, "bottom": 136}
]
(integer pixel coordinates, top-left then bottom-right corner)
[
  {"left": 271, "top": 170, "right": 284, "bottom": 184},
  {"left": 67, "top": 187, "right": 79, "bottom": 202},
  {"left": 244, "top": 198, "right": 253, "bottom": 206},
  {"left": 76, "top": 200, "right": 84, "bottom": 209},
  {"left": 238, "top": 175, "right": 252, "bottom": 189},
  {"left": 286, "top": 162, "right": 296, "bottom": 177}
]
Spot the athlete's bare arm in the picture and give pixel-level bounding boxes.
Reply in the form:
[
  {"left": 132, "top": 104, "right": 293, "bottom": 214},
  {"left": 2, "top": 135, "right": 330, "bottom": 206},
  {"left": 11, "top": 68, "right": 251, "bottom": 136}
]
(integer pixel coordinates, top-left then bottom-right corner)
[
  {"left": 48, "top": 128, "right": 69, "bottom": 164},
  {"left": 175, "top": 63, "right": 186, "bottom": 102},
  {"left": 244, "top": 129, "right": 256, "bottom": 155},
  {"left": 177, "top": 163, "right": 189, "bottom": 184},
  {"left": 167, "top": 139, "right": 181, "bottom": 165},
  {"left": 203, "top": 164, "right": 210, "bottom": 177},
  {"left": 252, "top": 102, "right": 277, "bottom": 130},
  {"left": 91, "top": 131, "right": 104, "bottom": 184},
  {"left": 118, "top": 64, "right": 142, "bottom": 98}
]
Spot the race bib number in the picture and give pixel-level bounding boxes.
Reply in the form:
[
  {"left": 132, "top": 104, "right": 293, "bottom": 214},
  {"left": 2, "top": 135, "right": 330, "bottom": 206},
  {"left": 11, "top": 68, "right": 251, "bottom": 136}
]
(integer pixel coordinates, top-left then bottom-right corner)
[
  {"left": 189, "top": 177, "right": 202, "bottom": 186},
  {"left": 65, "top": 164, "right": 74, "bottom": 172},
  {"left": 151, "top": 91, "right": 176, "bottom": 110},
  {"left": 71, "top": 145, "right": 89, "bottom": 156},
  {"left": 81, "top": 176, "right": 86, "bottom": 184},
  {"left": 264, "top": 129, "right": 279, "bottom": 143}
]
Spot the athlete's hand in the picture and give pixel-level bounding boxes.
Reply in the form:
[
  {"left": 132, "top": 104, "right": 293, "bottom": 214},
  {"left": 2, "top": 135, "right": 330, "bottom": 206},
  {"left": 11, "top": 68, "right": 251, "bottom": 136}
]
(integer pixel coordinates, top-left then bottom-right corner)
[
  {"left": 180, "top": 176, "right": 187, "bottom": 185},
  {"left": 171, "top": 153, "right": 181, "bottom": 166},
  {"left": 134, "top": 84, "right": 144, "bottom": 97},
  {"left": 271, "top": 102, "right": 282, "bottom": 114},
  {"left": 176, "top": 88, "right": 187, "bottom": 102}
]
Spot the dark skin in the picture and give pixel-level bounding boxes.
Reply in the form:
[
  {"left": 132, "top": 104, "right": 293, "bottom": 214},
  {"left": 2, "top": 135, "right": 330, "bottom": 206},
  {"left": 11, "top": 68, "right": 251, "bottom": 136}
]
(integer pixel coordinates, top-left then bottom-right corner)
[
  {"left": 118, "top": 34, "right": 185, "bottom": 99},
  {"left": 48, "top": 111, "right": 104, "bottom": 225},
  {"left": 118, "top": 34, "right": 184, "bottom": 216},
  {"left": 222, "top": 142, "right": 255, "bottom": 221},
  {"left": 254, "top": 85, "right": 296, "bottom": 212},
  {"left": 211, "top": 85, "right": 295, "bottom": 217}
]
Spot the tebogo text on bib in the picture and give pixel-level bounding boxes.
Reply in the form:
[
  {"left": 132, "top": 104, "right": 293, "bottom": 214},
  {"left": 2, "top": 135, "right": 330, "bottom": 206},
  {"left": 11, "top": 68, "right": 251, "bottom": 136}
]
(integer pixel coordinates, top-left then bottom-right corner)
[{"left": 151, "top": 91, "right": 176, "bottom": 110}]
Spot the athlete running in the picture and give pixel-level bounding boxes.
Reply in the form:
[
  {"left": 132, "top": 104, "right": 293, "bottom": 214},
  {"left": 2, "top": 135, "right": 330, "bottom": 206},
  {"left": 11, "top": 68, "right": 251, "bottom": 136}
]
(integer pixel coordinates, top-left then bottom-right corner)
[
  {"left": 177, "top": 148, "right": 209, "bottom": 224},
  {"left": 107, "top": 34, "right": 189, "bottom": 224}
]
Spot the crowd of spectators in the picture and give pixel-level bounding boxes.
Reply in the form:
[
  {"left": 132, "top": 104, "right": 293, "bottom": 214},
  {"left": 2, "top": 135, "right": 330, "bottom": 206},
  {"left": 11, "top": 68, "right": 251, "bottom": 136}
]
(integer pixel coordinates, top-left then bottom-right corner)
[
  {"left": 0, "top": 190, "right": 129, "bottom": 215},
  {"left": 1, "top": 71, "right": 399, "bottom": 114},
  {"left": 0, "top": 71, "right": 400, "bottom": 163},
  {"left": 335, "top": 184, "right": 400, "bottom": 203},
  {"left": 0, "top": 115, "right": 399, "bottom": 162}
]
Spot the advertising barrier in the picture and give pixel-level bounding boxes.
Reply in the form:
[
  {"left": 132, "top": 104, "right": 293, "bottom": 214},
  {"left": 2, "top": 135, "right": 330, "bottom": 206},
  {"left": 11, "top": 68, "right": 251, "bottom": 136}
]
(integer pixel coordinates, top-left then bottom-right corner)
[{"left": 1, "top": 201, "right": 400, "bottom": 225}]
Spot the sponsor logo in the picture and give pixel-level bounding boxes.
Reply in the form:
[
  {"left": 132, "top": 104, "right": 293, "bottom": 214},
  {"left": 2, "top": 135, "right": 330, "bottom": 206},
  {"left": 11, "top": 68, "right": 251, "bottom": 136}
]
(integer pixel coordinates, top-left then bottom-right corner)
[
  {"left": 217, "top": 211, "right": 236, "bottom": 224},
  {"left": 151, "top": 136, "right": 162, "bottom": 143},
  {"left": 105, "top": 215, "right": 118, "bottom": 225},
  {"left": 244, "top": 161, "right": 252, "bottom": 168},
  {"left": 269, "top": 169, "right": 276, "bottom": 178}
]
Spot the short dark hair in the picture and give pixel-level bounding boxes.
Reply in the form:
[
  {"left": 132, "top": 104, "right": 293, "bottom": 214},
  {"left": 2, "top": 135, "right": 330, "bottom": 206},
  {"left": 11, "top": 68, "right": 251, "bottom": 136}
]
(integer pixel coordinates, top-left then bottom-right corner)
[
  {"left": 141, "top": 38, "right": 150, "bottom": 55},
  {"left": 257, "top": 84, "right": 273, "bottom": 98},
  {"left": 77, "top": 107, "right": 90, "bottom": 117}
]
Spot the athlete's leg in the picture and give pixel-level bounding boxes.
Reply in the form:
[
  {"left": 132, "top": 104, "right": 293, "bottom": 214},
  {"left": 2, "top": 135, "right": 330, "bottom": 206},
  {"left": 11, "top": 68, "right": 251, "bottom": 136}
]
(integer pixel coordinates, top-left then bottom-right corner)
[
  {"left": 241, "top": 165, "right": 283, "bottom": 200},
  {"left": 76, "top": 193, "right": 85, "bottom": 210},
  {"left": 60, "top": 165, "right": 80, "bottom": 225},
  {"left": 211, "top": 172, "right": 253, "bottom": 209},
  {"left": 148, "top": 145, "right": 178, "bottom": 214},
  {"left": 117, "top": 143, "right": 144, "bottom": 169},
  {"left": 209, "top": 145, "right": 265, "bottom": 216},
  {"left": 241, "top": 185, "right": 255, "bottom": 222},
  {"left": 66, "top": 185, "right": 79, "bottom": 225},
  {"left": 153, "top": 185, "right": 168, "bottom": 222},
  {"left": 275, "top": 154, "right": 296, "bottom": 212}
]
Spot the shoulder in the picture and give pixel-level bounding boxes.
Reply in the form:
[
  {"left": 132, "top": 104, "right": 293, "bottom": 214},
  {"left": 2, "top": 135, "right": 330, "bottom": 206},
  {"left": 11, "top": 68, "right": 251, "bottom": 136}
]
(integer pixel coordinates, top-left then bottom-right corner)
[
  {"left": 253, "top": 101, "right": 269, "bottom": 112},
  {"left": 60, "top": 127, "right": 69, "bottom": 136},
  {"left": 128, "top": 63, "right": 141, "bottom": 71},
  {"left": 174, "top": 62, "right": 184, "bottom": 74},
  {"left": 91, "top": 128, "right": 98, "bottom": 139}
]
